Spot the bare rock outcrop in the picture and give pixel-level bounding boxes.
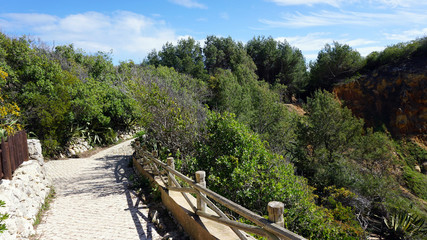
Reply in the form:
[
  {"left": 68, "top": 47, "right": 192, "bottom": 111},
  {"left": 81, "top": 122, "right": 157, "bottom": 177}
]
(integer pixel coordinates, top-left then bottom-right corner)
[{"left": 334, "top": 56, "right": 427, "bottom": 144}]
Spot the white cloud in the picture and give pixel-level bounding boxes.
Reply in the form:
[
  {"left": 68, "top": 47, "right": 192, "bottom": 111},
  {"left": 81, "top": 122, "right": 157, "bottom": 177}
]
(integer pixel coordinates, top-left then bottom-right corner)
[
  {"left": 266, "top": 0, "right": 421, "bottom": 8},
  {"left": 220, "top": 12, "right": 229, "bottom": 20},
  {"left": 0, "top": 11, "right": 181, "bottom": 63},
  {"left": 276, "top": 32, "right": 333, "bottom": 52},
  {"left": 0, "top": 13, "right": 58, "bottom": 30},
  {"left": 275, "top": 32, "right": 383, "bottom": 62},
  {"left": 266, "top": 0, "right": 343, "bottom": 7},
  {"left": 169, "top": 0, "right": 207, "bottom": 9},
  {"left": 355, "top": 46, "right": 385, "bottom": 56},
  {"left": 260, "top": 9, "right": 427, "bottom": 28},
  {"left": 384, "top": 28, "right": 427, "bottom": 41},
  {"left": 372, "top": 0, "right": 422, "bottom": 8}
]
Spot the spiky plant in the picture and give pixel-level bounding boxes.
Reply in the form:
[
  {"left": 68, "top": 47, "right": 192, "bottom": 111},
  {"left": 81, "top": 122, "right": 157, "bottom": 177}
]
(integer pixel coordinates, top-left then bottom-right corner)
[{"left": 383, "top": 210, "right": 427, "bottom": 239}]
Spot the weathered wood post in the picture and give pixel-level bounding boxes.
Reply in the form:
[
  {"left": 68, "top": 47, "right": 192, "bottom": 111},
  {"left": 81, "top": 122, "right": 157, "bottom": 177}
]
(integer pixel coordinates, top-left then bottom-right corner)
[
  {"left": 195, "top": 171, "right": 206, "bottom": 212},
  {"left": 23, "top": 131, "right": 29, "bottom": 162},
  {"left": 167, "top": 157, "right": 175, "bottom": 187},
  {"left": 1, "top": 140, "right": 12, "bottom": 180},
  {"left": 268, "top": 201, "right": 285, "bottom": 228}
]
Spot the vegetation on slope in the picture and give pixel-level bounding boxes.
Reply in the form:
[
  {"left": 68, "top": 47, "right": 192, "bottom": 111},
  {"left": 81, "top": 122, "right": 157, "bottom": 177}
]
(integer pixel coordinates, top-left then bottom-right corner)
[{"left": 1, "top": 32, "right": 426, "bottom": 239}]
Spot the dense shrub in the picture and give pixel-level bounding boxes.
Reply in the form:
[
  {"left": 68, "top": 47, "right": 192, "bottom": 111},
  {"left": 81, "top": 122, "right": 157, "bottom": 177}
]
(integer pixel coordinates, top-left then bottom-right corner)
[
  {"left": 124, "top": 65, "right": 208, "bottom": 158},
  {"left": 366, "top": 37, "right": 427, "bottom": 68},
  {"left": 0, "top": 68, "right": 21, "bottom": 139},
  {"left": 194, "top": 111, "right": 362, "bottom": 239},
  {"left": 0, "top": 34, "right": 140, "bottom": 156},
  {"left": 309, "top": 42, "right": 364, "bottom": 92},
  {"left": 246, "top": 36, "right": 308, "bottom": 98},
  {"left": 403, "top": 166, "right": 427, "bottom": 201}
]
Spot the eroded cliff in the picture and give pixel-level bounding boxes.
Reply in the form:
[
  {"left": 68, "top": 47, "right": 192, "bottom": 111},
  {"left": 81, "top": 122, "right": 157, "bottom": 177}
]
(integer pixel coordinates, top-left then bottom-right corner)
[{"left": 334, "top": 55, "right": 426, "bottom": 142}]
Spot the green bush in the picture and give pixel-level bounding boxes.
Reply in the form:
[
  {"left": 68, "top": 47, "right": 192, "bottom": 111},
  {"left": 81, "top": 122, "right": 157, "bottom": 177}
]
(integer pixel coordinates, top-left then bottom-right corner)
[
  {"left": 195, "top": 111, "right": 361, "bottom": 239},
  {"left": 365, "top": 37, "right": 427, "bottom": 68},
  {"left": 125, "top": 65, "right": 208, "bottom": 158},
  {"left": 0, "top": 35, "right": 141, "bottom": 156},
  {"left": 403, "top": 166, "right": 427, "bottom": 201},
  {"left": 395, "top": 140, "right": 427, "bottom": 167}
]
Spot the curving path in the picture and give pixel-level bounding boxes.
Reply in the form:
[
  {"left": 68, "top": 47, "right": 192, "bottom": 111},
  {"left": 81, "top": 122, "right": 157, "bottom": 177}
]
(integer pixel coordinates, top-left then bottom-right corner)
[{"left": 34, "top": 139, "right": 161, "bottom": 240}]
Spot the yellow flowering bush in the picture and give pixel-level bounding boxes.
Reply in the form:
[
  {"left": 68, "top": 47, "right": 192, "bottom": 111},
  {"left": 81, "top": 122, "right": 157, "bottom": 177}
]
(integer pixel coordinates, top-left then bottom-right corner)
[{"left": 0, "top": 69, "right": 21, "bottom": 139}]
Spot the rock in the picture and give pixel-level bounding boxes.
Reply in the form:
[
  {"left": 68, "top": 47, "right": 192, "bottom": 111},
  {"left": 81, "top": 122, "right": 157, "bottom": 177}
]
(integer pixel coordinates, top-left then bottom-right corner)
[
  {"left": 69, "top": 149, "right": 76, "bottom": 156},
  {"left": 333, "top": 57, "right": 427, "bottom": 142},
  {"left": 0, "top": 149, "right": 50, "bottom": 239},
  {"left": 415, "top": 165, "right": 422, "bottom": 172},
  {"left": 27, "top": 139, "right": 43, "bottom": 164}
]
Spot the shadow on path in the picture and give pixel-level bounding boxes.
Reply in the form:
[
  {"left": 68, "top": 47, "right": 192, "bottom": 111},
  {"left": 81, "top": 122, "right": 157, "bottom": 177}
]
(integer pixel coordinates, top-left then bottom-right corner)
[{"left": 109, "top": 155, "right": 157, "bottom": 240}]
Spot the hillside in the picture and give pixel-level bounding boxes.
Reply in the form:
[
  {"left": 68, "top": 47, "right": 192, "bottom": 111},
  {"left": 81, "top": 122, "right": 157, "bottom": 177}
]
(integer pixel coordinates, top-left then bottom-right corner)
[
  {"left": 334, "top": 54, "right": 427, "bottom": 144},
  {"left": 1, "top": 33, "right": 426, "bottom": 239}
]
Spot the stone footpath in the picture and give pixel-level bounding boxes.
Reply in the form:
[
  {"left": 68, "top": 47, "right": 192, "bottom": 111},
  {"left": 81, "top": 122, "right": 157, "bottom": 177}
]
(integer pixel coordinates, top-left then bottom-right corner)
[{"left": 34, "top": 139, "right": 161, "bottom": 240}]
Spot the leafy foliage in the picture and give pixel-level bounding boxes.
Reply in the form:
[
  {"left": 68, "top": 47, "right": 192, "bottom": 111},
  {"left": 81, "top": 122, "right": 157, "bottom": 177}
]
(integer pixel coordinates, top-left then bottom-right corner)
[
  {"left": 0, "top": 200, "right": 8, "bottom": 233},
  {"left": 403, "top": 166, "right": 427, "bottom": 201},
  {"left": 146, "top": 37, "right": 207, "bottom": 80},
  {"left": 246, "top": 36, "right": 308, "bottom": 98},
  {"left": 204, "top": 35, "right": 256, "bottom": 74},
  {"left": 0, "top": 34, "right": 140, "bottom": 156},
  {"left": 194, "top": 111, "right": 362, "bottom": 239},
  {"left": 309, "top": 42, "right": 364, "bottom": 92},
  {"left": 0, "top": 68, "right": 21, "bottom": 140},
  {"left": 366, "top": 37, "right": 427, "bottom": 68},
  {"left": 295, "top": 90, "right": 363, "bottom": 173},
  {"left": 383, "top": 210, "right": 427, "bottom": 240},
  {"left": 2, "top": 31, "right": 427, "bottom": 239},
  {"left": 124, "top": 65, "right": 208, "bottom": 159}
]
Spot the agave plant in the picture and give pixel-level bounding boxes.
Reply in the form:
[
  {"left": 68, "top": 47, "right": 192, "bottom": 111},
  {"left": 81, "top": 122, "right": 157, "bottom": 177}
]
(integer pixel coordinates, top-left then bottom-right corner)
[{"left": 383, "top": 210, "right": 427, "bottom": 239}]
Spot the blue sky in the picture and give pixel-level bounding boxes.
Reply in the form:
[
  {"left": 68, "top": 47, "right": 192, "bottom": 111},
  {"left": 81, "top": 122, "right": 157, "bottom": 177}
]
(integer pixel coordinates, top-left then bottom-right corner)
[{"left": 1, "top": 0, "right": 426, "bottom": 64}]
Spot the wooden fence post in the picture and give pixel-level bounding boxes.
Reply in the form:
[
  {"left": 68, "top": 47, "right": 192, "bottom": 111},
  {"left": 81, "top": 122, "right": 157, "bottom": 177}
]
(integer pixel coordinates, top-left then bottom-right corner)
[
  {"left": 1, "top": 140, "right": 12, "bottom": 180},
  {"left": 8, "top": 134, "right": 16, "bottom": 173},
  {"left": 0, "top": 149, "right": 3, "bottom": 179},
  {"left": 167, "top": 157, "right": 175, "bottom": 187},
  {"left": 268, "top": 201, "right": 284, "bottom": 228},
  {"left": 195, "top": 171, "right": 206, "bottom": 212},
  {"left": 23, "top": 131, "right": 29, "bottom": 162}
]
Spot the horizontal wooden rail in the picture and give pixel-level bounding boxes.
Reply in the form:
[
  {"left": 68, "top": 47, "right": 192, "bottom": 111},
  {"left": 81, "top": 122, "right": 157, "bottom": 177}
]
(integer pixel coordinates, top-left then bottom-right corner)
[{"left": 139, "top": 151, "right": 306, "bottom": 240}]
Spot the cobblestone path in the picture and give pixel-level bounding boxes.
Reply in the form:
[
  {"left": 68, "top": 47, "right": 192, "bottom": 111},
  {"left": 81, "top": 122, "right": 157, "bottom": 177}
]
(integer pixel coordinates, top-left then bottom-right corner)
[{"left": 35, "top": 139, "right": 161, "bottom": 240}]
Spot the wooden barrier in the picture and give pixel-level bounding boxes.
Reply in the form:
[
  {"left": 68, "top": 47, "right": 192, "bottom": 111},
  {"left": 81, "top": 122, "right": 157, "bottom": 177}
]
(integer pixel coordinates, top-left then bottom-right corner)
[
  {"left": 0, "top": 131, "right": 29, "bottom": 179},
  {"left": 134, "top": 150, "right": 306, "bottom": 240}
]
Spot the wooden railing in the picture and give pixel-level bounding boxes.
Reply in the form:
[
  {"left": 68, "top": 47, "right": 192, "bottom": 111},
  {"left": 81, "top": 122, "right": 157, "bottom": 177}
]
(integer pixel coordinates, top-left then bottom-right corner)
[
  {"left": 0, "top": 131, "right": 29, "bottom": 179},
  {"left": 135, "top": 150, "right": 306, "bottom": 240}
]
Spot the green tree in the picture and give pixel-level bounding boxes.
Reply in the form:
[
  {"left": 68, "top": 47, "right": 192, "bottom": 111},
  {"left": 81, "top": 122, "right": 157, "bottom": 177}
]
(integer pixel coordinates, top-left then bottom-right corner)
[
  {"left": 147, "top": 37, "right": 207, "bottom": 80},
  {"left": 203, "top": 35, "right": 256, "bottom": 74},
  {"left": 195, "top": 111, "right": 361, "bottom": 239},
  {"left": 295, "top": 90, "right": 364, "bottom": 186},
  {"left": 125, "top": 65, "right": 208, "bottom": 156},
  {"left": 246, "top": 36, "right": 308, "bottom": 98},
  {"left": 309, "top": 42, "right": 364, "bottom": 92},
  {"left": 246, "top": 36, "right": 278, "bottom": 83}
]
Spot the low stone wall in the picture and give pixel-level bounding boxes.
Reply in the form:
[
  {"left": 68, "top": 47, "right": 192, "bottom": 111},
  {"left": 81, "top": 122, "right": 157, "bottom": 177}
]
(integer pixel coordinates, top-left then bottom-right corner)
[
  {"left": 63, "top": 127, "right": 143, "bottom": 158},
  {"left": 65, "top": 137, "right": 93, "bottom": 157},
  {"left": 0, "top": 139, "right": 51, "bottom": 239}
]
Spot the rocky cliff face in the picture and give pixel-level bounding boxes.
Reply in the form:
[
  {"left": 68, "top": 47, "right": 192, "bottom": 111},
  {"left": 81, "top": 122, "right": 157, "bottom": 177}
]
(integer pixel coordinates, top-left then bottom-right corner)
[{"left": 333, "top": 56, "right": 426, "bottom": 142}]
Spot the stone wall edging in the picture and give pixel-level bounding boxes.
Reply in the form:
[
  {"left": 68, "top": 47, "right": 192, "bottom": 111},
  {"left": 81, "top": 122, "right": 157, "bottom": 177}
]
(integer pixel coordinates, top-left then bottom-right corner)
[{"left": 0, "top": 139, "right": 51, "bottom": 240}]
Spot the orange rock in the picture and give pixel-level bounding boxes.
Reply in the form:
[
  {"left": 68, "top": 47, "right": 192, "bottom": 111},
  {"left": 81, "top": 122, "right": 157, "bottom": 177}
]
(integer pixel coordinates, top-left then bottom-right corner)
[{"left": 333, "top": 58, "right": 426, "bottom": 143}]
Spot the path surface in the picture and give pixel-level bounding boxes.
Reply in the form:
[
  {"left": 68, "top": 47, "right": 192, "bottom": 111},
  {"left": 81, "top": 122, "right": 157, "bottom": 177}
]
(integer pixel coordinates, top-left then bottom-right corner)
[{"left": 35, "top": 139, "right": 161, "bottom": 240}]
